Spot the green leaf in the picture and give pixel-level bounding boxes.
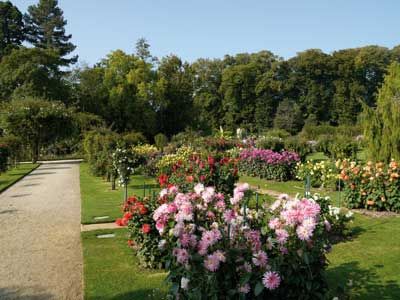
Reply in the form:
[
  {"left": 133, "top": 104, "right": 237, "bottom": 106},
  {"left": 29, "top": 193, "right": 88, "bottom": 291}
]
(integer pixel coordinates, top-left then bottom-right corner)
[{"left": 254, "top": 282, "right": 264, "bottom": 296}]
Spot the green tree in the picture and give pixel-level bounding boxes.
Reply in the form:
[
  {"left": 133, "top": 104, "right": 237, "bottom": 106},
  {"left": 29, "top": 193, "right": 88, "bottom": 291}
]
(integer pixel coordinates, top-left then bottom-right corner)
[
  {"left": 24, "top": 0, "right": 77, "bottom": 66},
  {"left": 273, "top": 99, "right": 304, "bottom": 134},
  {"left": 0, "top": 1, "right": 25, "bottom": 58},
  {"left": 2, "top": 98, "right": 74, "bottom": 162},
  {"left": 362, "top": 62, "right": 400, "bottom": 162},
  {"left": 0, "top": 47, "right": 67, "bottom": 101}
]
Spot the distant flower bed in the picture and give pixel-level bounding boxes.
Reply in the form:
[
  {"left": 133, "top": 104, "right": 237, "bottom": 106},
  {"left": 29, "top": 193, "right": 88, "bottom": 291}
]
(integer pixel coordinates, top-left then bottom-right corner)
[
  {"left": 296, "top": 160, "right": 338, "bottom": 188},
  {"left": 339, "top": 159, "right": 400, "bottom": 212},
  {"left": 239, "top": 148, "right": 300, "bottom": 181}
]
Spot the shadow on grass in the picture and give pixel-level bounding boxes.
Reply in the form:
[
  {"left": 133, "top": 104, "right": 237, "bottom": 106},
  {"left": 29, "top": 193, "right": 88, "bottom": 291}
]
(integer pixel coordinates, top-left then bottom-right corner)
[
  {"left": 327, "top": 261, "right": 400, "bottom": 299},
  {"left": 0, "top": 287, "right": 53, "bottom": 300},
  {"left": 129, "top": 184, "right": 159, "bottom": 190},
  {"left": 108, "top": 288, "right": 166, "bottom": 300}
]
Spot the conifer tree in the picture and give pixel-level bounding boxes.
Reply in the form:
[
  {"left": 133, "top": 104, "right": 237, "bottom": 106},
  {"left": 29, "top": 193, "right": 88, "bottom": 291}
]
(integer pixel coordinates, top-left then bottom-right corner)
[
  {"left": 0, "top": 1, "right": 25, "bottom": 58},
  {"left": 362, "top": 62, "right": 400, "bottom": 162},
  {"left": 24, "top": 0, "right": 77, "bottom": 66}
]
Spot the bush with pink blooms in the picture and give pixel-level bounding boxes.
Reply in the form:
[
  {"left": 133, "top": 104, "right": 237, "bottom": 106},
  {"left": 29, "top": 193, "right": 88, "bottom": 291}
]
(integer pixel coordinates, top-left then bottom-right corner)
[
  {"left": 239, "top": 148, "right": 300, "bottom": 181},
  {"left": 153, "top": 183, "right": 331, "bottom": 299}
]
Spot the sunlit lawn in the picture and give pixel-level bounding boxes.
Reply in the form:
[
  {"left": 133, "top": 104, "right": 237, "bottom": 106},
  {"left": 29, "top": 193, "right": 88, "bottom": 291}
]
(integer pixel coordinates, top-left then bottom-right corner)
[{"left": 80, "top": 163, "right": 159, "bottom": 224}]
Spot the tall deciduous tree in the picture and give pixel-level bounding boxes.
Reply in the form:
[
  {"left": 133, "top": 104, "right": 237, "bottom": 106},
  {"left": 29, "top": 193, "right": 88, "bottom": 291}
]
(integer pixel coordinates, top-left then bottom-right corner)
[
  {"left": 0, "top": 1, "right": 25, "bottom": 58},
  {"left": 24, "top": 0, "right": 77, "bottom": 66},
  {"left": 362, "top": 62, "right": 400, "bottom": 162}
]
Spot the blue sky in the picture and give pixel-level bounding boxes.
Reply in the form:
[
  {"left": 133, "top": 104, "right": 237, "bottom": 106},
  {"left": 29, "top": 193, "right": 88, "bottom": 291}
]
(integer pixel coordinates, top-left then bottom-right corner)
[{"left": 13, "top": 0, "right": 400, "bottom": 66}]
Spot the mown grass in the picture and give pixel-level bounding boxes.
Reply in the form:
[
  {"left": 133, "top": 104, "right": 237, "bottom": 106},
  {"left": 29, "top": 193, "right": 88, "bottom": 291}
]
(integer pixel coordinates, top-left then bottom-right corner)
[
  {"left": 82, "top": 228, "right": 168, "bottom": 300},
  {"left": 0, "top": 163, "right": 39, "bottom": 193},
  {"left": 80, "top": 163, "right": 159, "bottom": 224}
]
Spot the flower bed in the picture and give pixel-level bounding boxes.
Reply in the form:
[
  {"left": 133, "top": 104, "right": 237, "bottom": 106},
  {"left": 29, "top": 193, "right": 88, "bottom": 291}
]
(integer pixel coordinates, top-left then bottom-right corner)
[
  {"left": 152, "top": 184, "right": 331, "bottom": 299},
  {"left": 239, "top": 148, "right": 300, "bottom": 181},
  {"left": 296, "top": 160, "right": 338, "bottom": 188},
  {"left": 338, "top": 159, "right": 400, "bottom": 212}
]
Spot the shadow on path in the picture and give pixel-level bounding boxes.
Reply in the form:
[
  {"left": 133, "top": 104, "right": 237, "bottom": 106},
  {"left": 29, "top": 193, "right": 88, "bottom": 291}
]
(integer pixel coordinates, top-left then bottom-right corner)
[{"left": 0, "top": 287, "right": 53, "bottom": 300}]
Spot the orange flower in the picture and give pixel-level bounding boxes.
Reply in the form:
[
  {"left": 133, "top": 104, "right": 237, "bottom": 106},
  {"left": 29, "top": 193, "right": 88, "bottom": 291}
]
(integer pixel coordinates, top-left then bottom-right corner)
[{"left": 367, "top": 200, "right": 375, "bottom": 206}]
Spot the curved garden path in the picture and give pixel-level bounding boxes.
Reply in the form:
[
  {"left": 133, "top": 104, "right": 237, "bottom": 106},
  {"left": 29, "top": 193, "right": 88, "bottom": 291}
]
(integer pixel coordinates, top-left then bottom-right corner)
[{"left": 0, "top": 161, "right": 83, "bottom": 300}]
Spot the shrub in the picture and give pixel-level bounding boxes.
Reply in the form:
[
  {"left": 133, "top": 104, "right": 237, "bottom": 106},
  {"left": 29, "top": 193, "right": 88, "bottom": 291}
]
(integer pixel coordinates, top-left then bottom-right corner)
[
  {"left": 256, "top": 136, "right": 285, "bottom": 152},
  {"left": 0, "top": 135, "right": 22, "bottom": 166},
  {"left": 162, "top": 153, "right": 239, "bottom": 195},
  {"left": 284, "top": 136, "right": 313, "bottom": 161},
  {"left": 154, "top": 133, "right": 168, "bottom": 151},
  {"left": 296, "top": 160, "right": 338, "bottom": 188},
  {"left": 338, "top": 159, "right": 400, "bottom": 212},
  {"left": 153, "top": 185, "right": 330, "bottom": 299},
  {"left": 121, "top": 132, "right": 147, "bottom": 148},
  {"left": 239, "top": 148, "right": 300, "bottom": 181},
  {"left": 83, "top": 129, "right": 120, "bottom": 177},
  {"left": 317, "top": 135, "right": 359, "bottom": 160},
  {"left": 156, "top": 146, "right": 194, "bottom": 175},
  {"left": 203, "top": 136, "right": 238, "bottom": 152},
  {"left": 132, "top": 144, "right": 160, "bottom": 176},
  {"left": 116, "top": 194, "right": 165, "bottom": 268}
]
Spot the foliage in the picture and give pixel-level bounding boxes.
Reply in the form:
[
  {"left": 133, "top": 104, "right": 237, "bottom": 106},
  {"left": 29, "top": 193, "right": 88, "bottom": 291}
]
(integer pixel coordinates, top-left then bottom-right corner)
[
  {"left": 154, "top": 133, "right": 168, "bottom": 151},
  {"left": 83, "top": 128, "right": 119, "bottom": 176},
  {"left": 273, "top": 99, "right": 304, "bottom": 134},
  {"left": 161, "top": 153, "right": 239, "bottom": 195},
  {"left": 296, "top": 160, "right": 338, "bottom": 188},
  {"left": 156, "top": 146, "right": 194, "bottom": 175},
  {"left": 338, "top": 159, "right": 400, "bottom": 212},
  {"left": 132, "top": 144, "right": 160, "bottom": 176},
  {"left": 24, "top": 0, "right": 77, "bottom": 66},
  {"left": 0, "top": 47, "right": 67, "bottom": 100},
  {"left": 255, "top": 136, "right": 285, "bottom": 152},
  {"left": 153, "top": 185, "right": 330, "bottom": 299},
  {"left": 203, "top": 136, "right": 238, "bottom": 152},
  {"left": 317, "top": 135, "right": 359, "bottom": 160},
  {"left": 0, "top": 134, "right": 22, "bottom": 165},
  {"left": 361, "top": 62, "right": 400, "bottom": 162},
  {"left": 2, "top": 98, "right": 74, "bottom": 162},
  {"left": 284, "top": 136, "right": 313, "bottom": 162},
  {"left": 0, "top": 0, "right": 25, "bottom": 58},
  {"left": 0, "top": 142, "right": 9, "bottom": 172},
  {"left": 239, "top": 148, "right": 300, "bottom": 181},
  {"left": 116, "top": 194, "right": 165, "bottom": 268}
]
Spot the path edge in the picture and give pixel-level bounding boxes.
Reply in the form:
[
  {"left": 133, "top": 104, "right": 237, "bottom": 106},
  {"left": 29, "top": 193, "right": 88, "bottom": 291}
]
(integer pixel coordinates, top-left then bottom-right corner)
[{"left": 0, "top": 163, "right": 41, "bottom": 194}]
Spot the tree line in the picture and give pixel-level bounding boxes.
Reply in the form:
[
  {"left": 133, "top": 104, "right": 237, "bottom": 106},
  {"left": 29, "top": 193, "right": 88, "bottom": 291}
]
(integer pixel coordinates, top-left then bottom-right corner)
[{"left": 1, "top": 0, "right": 400, "bottom": 141}]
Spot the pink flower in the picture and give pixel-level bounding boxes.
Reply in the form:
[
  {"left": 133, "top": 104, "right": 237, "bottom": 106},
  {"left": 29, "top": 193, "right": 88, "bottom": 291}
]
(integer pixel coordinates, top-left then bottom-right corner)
[
  {"left": 324, "top": 220, "right": 331, "bottom": 231},
  {"left": 296, "top": 224, "right": 313, "bottom": 241},
  {"left": 179, "top": 233, "right": 191, "bottom": 247},
  {"left": 202, "top": 187, "right": 215, "bottom": 203},
  {"left": 278, "top": 194, "right": 289, "bottom": 201},
  {"left": 275, "top": 229, "right": 289, "bottom": 244},
  {"left": 262, "top": 271, "right": 281, "bottom": 290},
  {"left": 167, "top": 203, "right": 178, "bottom": 213},
  {"left": 238, "top": 283, "right": 250, "bottom": 294},
  {"left": 204, "top": 254, "right": 220, "bottom": 272},
  {"left": 268, "top": 218, "right": 281, "bottom": 230},
  {"left": 235, "top": 183, "right": 250, "bottom": 193},
  {"left": 216, "top": 193, "right": 225, "bottom": 201},
  {"left": 223, "top": 209, "right": 236, "bottom": 223},
  {"left": 194, "top": 183, "right": 205, "bottom": 194},
  {"left": 175, "top": 248, "right": 189, "bottom": 265},
  {"left": 216, "top": 200, "right": 226, "bottom": 210},
  {"left": 252, "top": 251, "right": 268, "bottom": 267},
  {"left": 230, "top": 191, "right": 244, "bottom": 205},
  {"left": 213, "top": 250, "right": 226, "bottom": 262}
]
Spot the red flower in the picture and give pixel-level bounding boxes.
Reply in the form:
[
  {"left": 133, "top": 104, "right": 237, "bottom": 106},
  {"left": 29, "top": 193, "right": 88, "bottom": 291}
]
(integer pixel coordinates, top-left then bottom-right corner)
[
  {"left": 186, "top": 175, "right": 194, "bottom": 183},
  {"left": 158, "top": 174, "right": 169, "bottom": 187},
  {"left": 200, "top": 175, "right": 206, "bottom": 182},
  {"left": 127, "top": 196, "right": 137, "bottom": 204},
  {"left": 208, "top": 156, "right": 215, "bottom": 167},
  {"left": 123, "top": 212, "right": 133, "bottom": 220},
  {"left": 127, "top": 239, "right": 135, "bottom": 247},
  {"left": 115, "top": 218, "right": 128, "bottom": 226},
  {"left": 142, "top": 224, "right": 151, "bottom": 234}
]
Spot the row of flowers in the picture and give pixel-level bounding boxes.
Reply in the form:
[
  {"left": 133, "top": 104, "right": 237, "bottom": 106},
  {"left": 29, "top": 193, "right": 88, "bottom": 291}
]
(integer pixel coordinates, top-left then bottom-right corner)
[{"left": 239, "top": 148, "right": 300, "bottom": 181}]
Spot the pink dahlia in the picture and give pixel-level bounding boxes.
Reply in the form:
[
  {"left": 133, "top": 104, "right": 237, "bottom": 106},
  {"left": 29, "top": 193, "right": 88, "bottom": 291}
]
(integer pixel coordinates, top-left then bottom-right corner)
[
  {"left": 204, "top": 254, "right": 220, "bottom": 272},
  {"left": 262, "top": 271, "right": 281, "bottom": 290}
]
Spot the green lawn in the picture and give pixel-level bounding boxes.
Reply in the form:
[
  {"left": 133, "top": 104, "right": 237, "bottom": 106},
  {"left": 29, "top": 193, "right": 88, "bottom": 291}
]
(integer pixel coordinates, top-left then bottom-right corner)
[
  {"left": 327, "top": 215, "right": 400, "bottom": 299},
  {"left": 82, "top": 229, "right": 167, "bottom": 300},
  {"left": 80, "top": 163, "right": 159, "bottom": 224},
  {"left": 0, "top": 163, "right": 39, "bottom": 193}
]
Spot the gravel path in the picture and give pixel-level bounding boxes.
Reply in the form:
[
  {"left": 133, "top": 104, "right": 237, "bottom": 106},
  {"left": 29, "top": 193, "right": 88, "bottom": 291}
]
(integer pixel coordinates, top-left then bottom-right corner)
[{"left": 0, "top": 161, "right": 83, "bottom": 300}]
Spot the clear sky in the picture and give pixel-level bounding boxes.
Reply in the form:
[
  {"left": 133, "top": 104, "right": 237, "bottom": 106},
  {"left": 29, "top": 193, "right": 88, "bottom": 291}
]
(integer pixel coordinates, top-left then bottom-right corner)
[{"left": 13, "top": 0, "right": 400, "bottom": 66}]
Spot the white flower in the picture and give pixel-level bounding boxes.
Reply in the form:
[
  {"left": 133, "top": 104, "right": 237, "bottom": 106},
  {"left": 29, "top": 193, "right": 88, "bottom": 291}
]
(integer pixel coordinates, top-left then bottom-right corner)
[
  {"left": 194, "top": 183, "right": 205, "bottom": 195},
  {"left": 181, "top": 277, "right": 190, "bottom": 290}
]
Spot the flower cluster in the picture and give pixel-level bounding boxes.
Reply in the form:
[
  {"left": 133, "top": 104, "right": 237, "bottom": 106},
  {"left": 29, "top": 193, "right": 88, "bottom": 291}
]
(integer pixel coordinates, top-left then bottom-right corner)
[
  {"left": 112, "top": 148, "right": 137, "bottom": 186},
  {"left": 153, "top": 184, "right": 330, "bottom": 299},
  {"left": 239, "top": 148, "right": 300, "bottom": 181},
  {"left": 116, "top": 195, "right": 165, "bottom": 268},
  {"left": 158, "top": 153, "right": 238, "bottom": 195},
  {"left": 296, "top": 160, "right": 338, "bottom": 188},
  {"left": 155, "top": 146, "right": 194, "bottom": 175},
  {"left": 338, "top": 159, "right": 400, "bottom": 212}
]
